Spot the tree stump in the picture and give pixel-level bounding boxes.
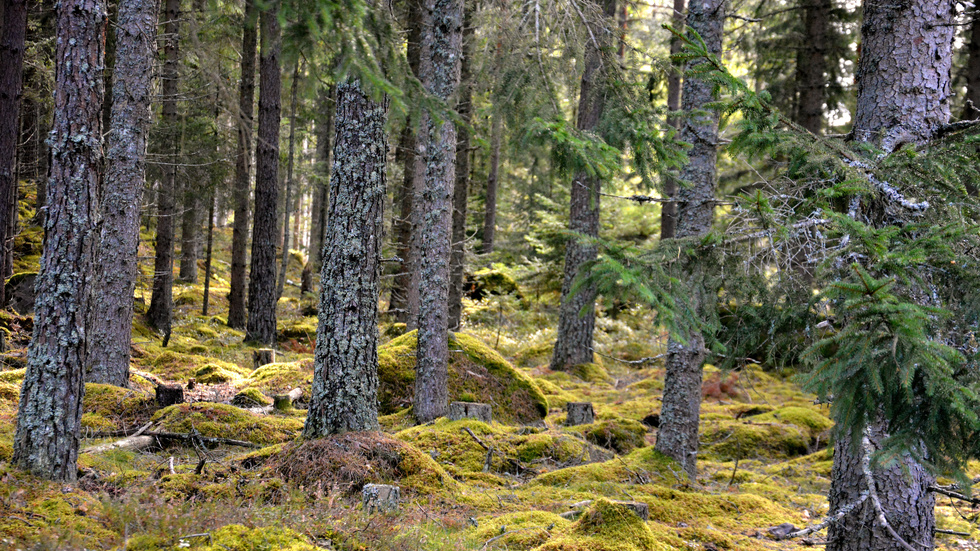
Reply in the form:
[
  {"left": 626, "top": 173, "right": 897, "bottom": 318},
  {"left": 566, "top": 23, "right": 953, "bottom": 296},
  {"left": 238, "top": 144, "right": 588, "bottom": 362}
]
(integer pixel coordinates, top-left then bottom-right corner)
[
  {"left": 362, "top": 484, "right": 400, "bottom": 513},
  {"left": 566, "top": 402, "right": 595, "bottom": 426},
  {"left": 156, "top": 384, "right": 184, "bottom": 407},
  {"left": 448, "top": 401, "right": 492, "bottom": 423},
  {"left": 252, "top": 348, "right": 275, "bottom": 371}
]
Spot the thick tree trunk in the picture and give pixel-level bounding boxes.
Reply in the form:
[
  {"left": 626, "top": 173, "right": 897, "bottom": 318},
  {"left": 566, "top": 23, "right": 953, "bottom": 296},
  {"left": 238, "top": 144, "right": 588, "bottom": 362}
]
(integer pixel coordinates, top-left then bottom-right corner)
[
  {"left": 277, "top": 63, "right": 299, "bottom": 301},
  {"left": 0, "top": 0, "right": 28, "bottom": 307},
  {"left": 245, "top": 0, "right": 281, "bottom": 345},
  {"left": 309, "top": 85, "right": 333, "bottom": 272},
  {"left": 413, "top": 0, "right": 463, "bottom": 423},
  {"left": 549, "top": 0, "right": 617, "bottom": 372},
  {"left": 659, "top": 0, "right": 684, "bottom": 240},
  {"left": 13, "top": 0, "right": 104, "bottom": 481},
  {"left": 227, "top": 0, "right": 257, "bottom": 329},
  {"left": 302, "top": 81, "right": 387, "bottom": 437},
  {"left": 448, "top": 4, "right": 474, "bottom": 332},
  {"left": 146, "top": 0, "right": 181, "bottom": 335},
  {"left": 178, "top": 185, "right": 200, "bottom": 283},
  {"left": 481, "top": 113, "right": 501, "bottom": 255},
  {"left": 963, "top": 13, "right": 980, "bottom": 120},
  {"left": 826, "top": 1, "right": 953, "bottom": 548},
  {"left": 86, "top": 0, "right": 158, "bottom": 387},
  {"left": 653, "top": 0, "right": 723, "bottom": 479},
  {"left": 794, "top": 0, "right": 829, "bottom": 134}
]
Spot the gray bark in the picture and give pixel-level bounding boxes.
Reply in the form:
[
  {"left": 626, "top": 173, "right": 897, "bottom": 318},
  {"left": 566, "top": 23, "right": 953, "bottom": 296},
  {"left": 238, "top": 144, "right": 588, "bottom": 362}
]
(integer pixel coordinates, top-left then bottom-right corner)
[
  {"left": 87, "top": 0, "right": 158, "bottom": 387},
  {"left": 963, "top": 13, "right": 980, "bottom": 120},
  {"left": 13, "top": 0, "right": 104, "bottom": 481},
  {"left": 659, "top": 0, "right": 684, "bottom": 240},
  {"left": 277, "top": 63, "right": 300, "bottom": 301},
  {"left": 0, "top": 0, "right": 28, "bottom": 307},
  {"left": 448, "top": 4, "right": 474, "bottom": 332},
  {"left": 178, "top": 184, "right": 200, "bottom": 283},
  {"left": 549, "top": 0, "right": 617, "bottom": 372},
  {"left": 227, "top": 0, "right": 258, "bottom": 329},
  {"left": 653, "top": 0, "right": 724, "bottom": 479},
  {"left": 245, "top": 0, "right": 281, "bottom": 345},
  {"left": 302, "top": 81, "right": 386, "bottom": 437},
  {"left": 481, "top": 113, "right": 501, "bottom": 254},
  {"left": 413, "top": 0, "right": 463, "bottom": 423}
]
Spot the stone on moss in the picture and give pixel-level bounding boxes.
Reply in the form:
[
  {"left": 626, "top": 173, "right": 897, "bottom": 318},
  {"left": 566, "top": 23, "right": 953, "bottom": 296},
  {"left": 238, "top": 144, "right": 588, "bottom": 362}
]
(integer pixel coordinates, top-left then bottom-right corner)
[
  {"left": 151, "top": 402, "right": 302, "bottom": 445},
  {"left": 378, "top": 331, "right": 548, "bottom": 424}
]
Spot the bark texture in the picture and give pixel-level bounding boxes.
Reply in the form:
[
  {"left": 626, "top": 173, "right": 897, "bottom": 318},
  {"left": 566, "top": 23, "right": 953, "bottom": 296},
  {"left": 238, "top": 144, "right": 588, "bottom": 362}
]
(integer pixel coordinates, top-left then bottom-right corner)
[
  {"left": 963, "top": 13, "right": 980, "bottom": 120},
  {"left": 245, "top": 0, "right": 281, "bottom": 345},
  {"left": 147, "top": 0, "right": 181, "bottom": 334},
  {"left": 794, "top": 0, "right": 830, "bottom": 134},
  {"left": 0, "top": 0, "right": 29, "bottom": 308},
  {"left": 227, "top": 0, "right": 258, "bottom": 329},
  {"left": 448, "top": 4, "right": 474, "bottom": 332},
  {"left": 653, "top": 0, "right": 724, "bottom": 479},
  {"left": 659, "top": 0, "right": 684, "bottom": 240},
  {"left": 302, "top": 82, "right": 387, "bottom": 437},
  {"left": 549, "top": 0, "right": 617, "bottom": 372},
  {"left": 87, "top": 0, "right": 158, "bottom": 387},
  {"left": 13, "top": 0, "right": 105, "bottom": 481},
  {"left": 413, "top": 0, "right": 463, "bottom": 423}
]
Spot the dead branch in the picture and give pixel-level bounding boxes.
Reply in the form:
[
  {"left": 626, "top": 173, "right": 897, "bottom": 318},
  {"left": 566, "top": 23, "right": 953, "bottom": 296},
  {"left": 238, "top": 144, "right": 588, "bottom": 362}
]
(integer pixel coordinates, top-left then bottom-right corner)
[
  {"left": 144, "top": 430, "right": 261, "bottom": 449},
  {"left": 774, "top": 492, "right": 868, "bottom": 540}
]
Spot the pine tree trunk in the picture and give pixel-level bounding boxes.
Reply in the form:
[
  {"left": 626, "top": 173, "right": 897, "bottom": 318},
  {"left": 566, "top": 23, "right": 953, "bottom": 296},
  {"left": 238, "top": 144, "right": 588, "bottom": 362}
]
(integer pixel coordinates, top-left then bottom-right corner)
[
  {"left": 227, "top": 0, "right": 257, "bottom": 329},
  {"left": 481, "top": 114, "right": 501, "bottom": 255},
  {"left": 202, "top": 193, "right": 215, "bottom": 315},
  {"left": 146, "top": 0, "right": 181, "bottom": 335},
  {"left": 963, "top": 13, "right": 980, "bottom": 120},
  {"left": 86, "top": 0, "right": 158, "bottom": 387},
  {"left": 826, "top": 0, "right": 953, "bottom": 548},
  {"left": 448, "top": 4, "right": 474, "bottom": 332},
  {"left": 653, "top": 0, "right": 724, "bottom": 479},
  {"left": 659, "top": 0, "right": 684, "bottom": 240},
  {"left": 0, "top": 0, "right": 28, "bottom": 308},
  {"left": 178, "top": 185, "right": 200, "bottom": 283},
  {"left": 549, "top": 0, "right": 617, "bottom": 372},
  {"left": 245, "top": 0, "right": 281, "bottom": 345},
  {"left": 309, "top": 85, "right": 333, "bottom": 272},
  {"left": 794, "top": 0, "right": 829, "bottom": 134},
  {"left": 302, "top": 81, "right": 386, "bottom": 437},
  {"left": 413, "top": 0, "right": 463, "bottom": 423},
  {"left": 13, "top": 0, "right": 104, "bottom": 481},
  {"left": 277, "top": 63, "right": 299, "bottom": 301}
]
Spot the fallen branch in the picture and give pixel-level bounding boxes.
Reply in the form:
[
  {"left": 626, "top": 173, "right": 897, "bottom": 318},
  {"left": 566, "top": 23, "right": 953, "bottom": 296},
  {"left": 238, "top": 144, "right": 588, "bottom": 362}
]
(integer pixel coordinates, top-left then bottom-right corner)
[
  {"left": 83, "top": 421, "right": 154, "bottom": 439},
  {"left": 462, "top": 427, "right": 494, "bottom": 472},
  {"left": 935, "top": 528, "right": 970, "bottom": 537},
  {"left": 929, "top": 485, "right": 980, "bottom": 506},
  {"left": 144, "top": 431, "right": 261, "bottom": 449},
  {"left": 774, "top": 492, "right": 867, "bottom": 540}
]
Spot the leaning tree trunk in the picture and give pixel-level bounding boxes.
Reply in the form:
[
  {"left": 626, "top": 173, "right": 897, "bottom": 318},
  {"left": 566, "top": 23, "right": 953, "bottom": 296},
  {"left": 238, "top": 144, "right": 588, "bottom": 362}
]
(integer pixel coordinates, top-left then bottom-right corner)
[
  {"left": 962, "top": 12, "right": 980, "bottom": 120},
  {"left": 277, "top": 63, "right": 300, "bottom": 301},
  {"left": 302, "top": 81, "right": 387, "bottom": 437},
  {"left": 549, "top": 0, "right": 617, "bottom": 372},
  {"left": 825, "top": 0, "right": 953, "bottom": 549},
  {"left": 413, "top": 0, "right": 463, "bottom": 423},
  {"left": 0, "top": 0, "right": 29, "bottom": 308},
  {"left": 146, "top": 0, "right": 181, "bottom": 336},
  {"left": 86, "top": 0, "right": 158, "bottom": 387},
  {"left": 245, "top": 0, "right": 281, "bottom": 345},
  {"left": 12, "top": 0, "right": 104, "bottom": 481},
  {"left": 448, "top": 3, "right": 474, "bottom": 332},
  {"left": 653, "top": 0, "right": 724, "bottom": 479},
  {"left": 659, "top": 0, "right": 684, "bottom": 240},
  {"left": 794, "top": 0, "right": 830, "bottom": 134}
]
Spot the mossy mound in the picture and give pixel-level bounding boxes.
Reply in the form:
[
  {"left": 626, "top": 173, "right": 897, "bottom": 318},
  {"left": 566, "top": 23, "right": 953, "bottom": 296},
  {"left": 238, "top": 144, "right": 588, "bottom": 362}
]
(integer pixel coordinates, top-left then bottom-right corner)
[
  {"left": 570, "top": 418, "right": 647, "bottom": 454},
  {"left": 534, "top": 378, "right": 578, "bottom": 410},
  {"left": 465, "top": 267, "right": 523, "bottom": 301},
  {"left": 532, "top": 499, "right": 660, "bottom": 551},
  {"left": 148, "top": 351, "right": 249, "bottom": 383},
  {"left": 512, "top": 341, "right": 554, "bottom": 368},
  {"left": 378, "top": 331, "right": 548, "bottom": 424},
  {"left": 278, "top": 317, "right": 317, "bottom": 341},
  {"left": 471, "top": 511, "right": 570, "bottom": 549},
  {"left": 0, "top": 368, "right": 25, "bottom": 384},
  {"left": 200, "top": 524, "right": 317, "bottom": 551},
  {"left": 268, "top": 432, "right": 457, "bottom": 496},
  {"left": 533, "top": 446, "right": 680, "bottom": 488},
  {"left": 753, "top": 406, "right": 833, "bottom": 438},
  {"left": 151, "top": 402, "right": 303, "bottom": 445},
  {"left": 231, "top": 387, "right": 274, "bottom": 408},
  {"left": 700, "top": 419, "right": 808, "bottom": 461},
  {"left": 241, "top": 360, "right": 314, "bottom": 405},
  {"left": 568, "top": 363, "right": 613, "bottom": 384},
  {"left": 80, "top": 383, "right": 157, "bottom": 433},
  {"left": 194, "top": 363, "right": 245, "bottom": 384}
]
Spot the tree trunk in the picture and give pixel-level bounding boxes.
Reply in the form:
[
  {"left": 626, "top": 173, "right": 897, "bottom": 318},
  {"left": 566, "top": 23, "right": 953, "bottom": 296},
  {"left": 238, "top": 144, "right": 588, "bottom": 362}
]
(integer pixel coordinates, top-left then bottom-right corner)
[
  {"left": 481, "top": 113, "right": 501, "bottom": 255},
  {"left": 0, "top": 0, "right": 28, "bottom": 307},
  {"left": 302, "top": 81, "right": 387, "bottom": 437},
  {"left": 413, "top": 0, "right": 463, "bottom": 423},
  {"left": 245, "top": 0, "right": 281, "bottom": 345},
  {"left": 309, "top": 84, "right": 333, "bottom": 272},
  {"left": 659, "top": 0, "right": 684, "bottom": 240},
  {"left": 794, "top": 0, "right": 830, "bottom": 134},
  {"left": 653, "top": 0, "right": 724, "bottom": 479},
  {"left": 277, "top": 63, "right": 299, "bottom": 301},
  {"left": 86, "top": 0, "right": 158, "bottom": 387},
  {"left": 227, "top": 0, "right": 257, "bottom": 329},
  {"left": 963, "top": 12, "right": 980, "bottom": 120},
  {"left": 178, "top": 184, "right": 200, "bottom": 283},
  {"left": 12, "top": 0, "right": 104, "bottom": 481},
  {"left": 448, "top": 3, "right": 474, "bottom": 332},
  {"left": 549, "top": 0, "right": 617, "bottom": 372},
  {"left": 146, "top": 0, "right": 181, "bottom": 336},
  {"left": 202, "top": 192, "right": 215, "bottom": 315},
  {"left": 826, "top": 0, "right": 953, "bottom": 548}
]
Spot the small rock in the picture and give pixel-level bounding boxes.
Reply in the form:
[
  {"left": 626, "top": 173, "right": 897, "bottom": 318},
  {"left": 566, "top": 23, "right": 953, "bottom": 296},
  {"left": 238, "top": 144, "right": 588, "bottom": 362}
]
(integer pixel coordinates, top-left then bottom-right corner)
[
  {"left": 361, "top": 484, "right": 400, "bottom": 514},
  {"left": 767, "top": 523, "right": 797, "bottom": 539},
  {"left": 448, "top": 401, "right": 492, "bottom": 423},
  {"left": 565, "top": 402, "right": 595, "bottom": 426}
]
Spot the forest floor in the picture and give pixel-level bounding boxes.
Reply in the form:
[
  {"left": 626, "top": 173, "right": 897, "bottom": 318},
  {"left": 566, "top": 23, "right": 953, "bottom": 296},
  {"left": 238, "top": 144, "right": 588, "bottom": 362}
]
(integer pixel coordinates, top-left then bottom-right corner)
[{"left": 0, "top": 215, "right": 978, "bottom": 550}]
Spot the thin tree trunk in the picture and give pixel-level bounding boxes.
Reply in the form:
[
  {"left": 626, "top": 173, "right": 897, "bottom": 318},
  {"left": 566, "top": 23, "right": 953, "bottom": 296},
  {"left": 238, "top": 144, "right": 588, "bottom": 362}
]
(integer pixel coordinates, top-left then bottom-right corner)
[
  {"left": 13, "top": 0, "right": 104, "bottom": 481},
  {"left": 481, "top": 113, "right": 501, "bottom": 255},
  {"left": 794, "top": 0, "right": 829, "bottom": 134},
  {"left": 413, "top": 0, "right": 463, "bottom": 423},
  {"left": 653, "top": 0, "right": 724, "bottom": 479},
  {"left": 86, "top": 0, "right": 158, "bottom": 387},
  {"left": 202, "top": 192, "right": 215, "bottom": 315},
  {"left": 302, "top": 81, "right": 387, "bottom": 437},
  {"left": 277, "top": 63, "right": 299, "bottom": 300},
  {"left": 448, "top": 3, "right": 474, "bottom": 332},
  {"left": 245, "top": 0, "right": 281, "bottom": 345},
  {"left": 309, "top": 85, "right": 333, "bottom": 272},
  {"left": 146, "top": 0, "right": 181, "bottom": 336},
  {"left": 963, "top": 12, "right": 980, "bottom": 120},
  {"left": 178, "top": 184, "right": 200, "bottom": 283},
  {"left": 227, "top": 0, "right": 257, "bottom": 329},
  {"left": 549, "top": 0, "right": 617, "bottom": 372},
  {"left": 659, "top": 0, "right": 684, "bottom": 240},
  {"left": 0, "top": 0, "right": 28, "bottom": 306}
]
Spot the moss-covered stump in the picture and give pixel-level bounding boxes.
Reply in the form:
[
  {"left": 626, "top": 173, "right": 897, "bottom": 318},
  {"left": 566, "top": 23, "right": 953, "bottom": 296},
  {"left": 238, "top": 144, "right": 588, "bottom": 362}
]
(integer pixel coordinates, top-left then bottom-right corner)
[
  {"left": 532, "top": 499, "right": 660, "bottom": 551},
  {"left": 151, "top": 402, "right": 303, "bottom": 445},
  {"left": 147, "top": 351, "right": 250, "bottom": 383},
  {"left": 378, "top": 331, "right": 548, "bottom": 424},
  {"left": 568, "top": 362, "right": 612, "bottom": 384},
  {"left": 240, "top": 360, "right": 314, "bottom": 406},
  {"left": 80, "top": 383, "right": 157, "bottom": 434},
  {"left": 699, "top": 419, "right": 808, "bottom": 461}
]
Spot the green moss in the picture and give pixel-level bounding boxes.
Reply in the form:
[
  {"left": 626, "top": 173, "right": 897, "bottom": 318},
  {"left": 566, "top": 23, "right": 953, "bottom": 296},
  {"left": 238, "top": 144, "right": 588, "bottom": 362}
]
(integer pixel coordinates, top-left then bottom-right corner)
[
  {"left": 0, "top": 368, "right": 25, "bottom": 383},
  {"left": 81, "top": 383, "right": 156, "bottom": 433},
  {"left": 512, "top": 341, "right": 554, "bottom": 368},
  {"left": 754, "top": 406, "right": 833, "bottom": 437},
  {"left": 568, "top": 363, "right": 613, "bottom": 385},
  {"left": 231, "top": 387, "right": 273, "bottom": 408},
  {"left": 197, "top": 524, "right": 317, "bottom": 551},
  {"left": 378, "top": 331, "right": 548, "bottom": 424},
  {"left": 278, "top": 317, "right": 318, "bottom": 341},
  {"left": 534, "top": 379, "right": 577, "bottom": 410},
  {"left": 242, "top": 360, "right": 314, "bottom": 404},
  {"left": 470, "top": 511, "right": 570, "bottom": 549},
  {"left": 195, "top": 363, "right": 244, "bottom": 384},
  {"left": 532, "top": 499, "right": 660, "bottom": 551},
  {"left": 700, "top": 419, "right": 808, "bottom": 461},
  {"left": 383, "top": 322, "right": 408, "bottom": 338},
  {"left": 149, "top": 351, "right": 249, "bottom": 382},
  {"left": 571, "top": 418, "right": 648, "bottom": 454},
  {"left": 151, "top": 402, "right": 303, "bottom": 445},
  {"left": 533, "top": 446, "right": 680, "bottom": 488}
]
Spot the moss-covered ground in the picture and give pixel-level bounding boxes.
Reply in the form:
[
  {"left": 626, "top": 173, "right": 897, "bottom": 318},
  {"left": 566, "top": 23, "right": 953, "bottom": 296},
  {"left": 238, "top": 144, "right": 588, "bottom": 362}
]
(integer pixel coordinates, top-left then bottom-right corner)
[{"left": 0, "top": 220, "right": 975, "bottom": 550}]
